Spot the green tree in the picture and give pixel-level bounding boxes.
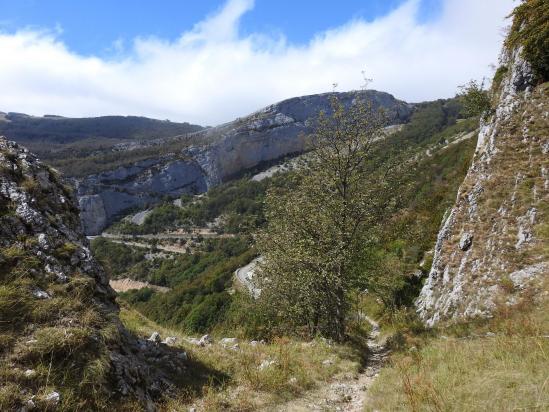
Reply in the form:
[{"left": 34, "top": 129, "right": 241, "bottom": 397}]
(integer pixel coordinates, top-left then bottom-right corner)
[
  {"left": 457, "top": 79, "right": 492, "bottom": 119},
  {"left": 257, "top": 96, "right": 405, "bottom": 342}
]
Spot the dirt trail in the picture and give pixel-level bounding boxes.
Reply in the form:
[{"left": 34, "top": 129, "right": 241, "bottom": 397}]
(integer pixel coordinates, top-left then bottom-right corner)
[{"left": 273, "top": 316, "right": 389, "bottom": 412}]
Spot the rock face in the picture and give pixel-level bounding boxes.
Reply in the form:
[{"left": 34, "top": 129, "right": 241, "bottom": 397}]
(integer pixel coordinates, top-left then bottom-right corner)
[
  {"left": 77, "top": 90, "right": 412, "bottom": 234},
  {"left": 416, "top": 41, "right": 549, "bottom": 326},
  {"left": 0, "top": 137, "right": 192, "bottom": 409},
  {"left": 76, "top": 157, "right": 207, "bottom": 234}
]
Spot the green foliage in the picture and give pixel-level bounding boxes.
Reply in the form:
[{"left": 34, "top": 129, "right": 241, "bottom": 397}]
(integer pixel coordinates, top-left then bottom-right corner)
[
  {"left": 91, "top": 237, "right": 146, "bottom": 279},
  {"left": 506, "top": 0, "right": 549, "bottom": 83},
  {"left": 392, "top": 99, "right": 462, "bottom": 145},
  {"left": 492, "top": 65, "right": 509, "bottom": 92},
  {"left": 457, "top": 80, "right": 492, "bottom": 119},
  {"left": 0, "top": 283, "right": 31, "bottom": 327},
  {"left": 117, "top": 237, "right": 255, "bottom": 333},
  {"left": 53, "top": 242, "right": 78, "bottom": 260},
  {"left": 258, "top": 97, "right": 406, "bottom": 341},
  {"left": 111, "top": 177, "right": 272, "bottom": 235},
  {"left": 121, "top": 287, "right": 156, "bottom": 304},
  {"left": 1, "top": 114, "right": 203, "bottom": 177},
  {"left": 115, "top": 98, "right": 476, "bottom": 339},
  {"left": 183, "top": 293, "right": 232, "bottom": 333}
]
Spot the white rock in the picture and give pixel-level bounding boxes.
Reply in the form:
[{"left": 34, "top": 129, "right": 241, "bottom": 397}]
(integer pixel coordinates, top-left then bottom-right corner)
[
  {"left": 199, "top": 334, "right": 212, "bottom": 346},
  {"left": 37, "top": 233, "right": 49, "bottom": 249},
  {"left": 32, "top": 289, "right": 50, "bottom": 299},
  {"left": 24, "top": 369, "right": 36, "bottom": 378},
  {"left": 509, "top": 262, "right": 548, "bottom": 289},
  {"left": 220, "top": 337, "right": 238, "bottom": 347},
  {"left": 258, "top": 359, "right": 277, "bottom": 370},
  {"left": 186, "top": 337, "right": 202, "bottom": 346},
  {"left": 322, "top": 359, "right": 335, "bottom": 366},
  {"left": 148, "top": 332, "right": 161, "bottom": 343},
  {"left": 459, "top": 232, "right": 473, "bottom": 251},
  {"left": 25, "top": 398, "right": 36, "bottom": 411},
  {"left": 44, "top": 391, "right": 60, "bottom": 405},
  {"left": 162, "top": 336, "right": 177, "bottom": 346}
]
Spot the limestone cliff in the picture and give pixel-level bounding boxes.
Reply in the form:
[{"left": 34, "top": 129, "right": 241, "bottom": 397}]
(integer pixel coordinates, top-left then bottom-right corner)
[
  {"left": 77, "top": 90, "right": 412, "bottom": 234},
  {"left": 0, "top": 137, "right": 195, "bottom": 410},
  {"left": 416, "top": 28, "right": 548, "bottom": 325}
]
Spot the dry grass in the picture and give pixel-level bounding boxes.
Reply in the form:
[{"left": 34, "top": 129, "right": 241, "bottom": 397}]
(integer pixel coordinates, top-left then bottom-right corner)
[
  {"left": 365, "top": 292, "right": 549, "bottom": 411},
  {"left": 120, "top": 306, "right": 364, "bottom": 411}
]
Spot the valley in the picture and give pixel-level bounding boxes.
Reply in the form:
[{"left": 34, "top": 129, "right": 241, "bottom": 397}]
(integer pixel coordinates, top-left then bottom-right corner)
[{"left": 0, "top": 1, "right": 547, "bottom": 410}]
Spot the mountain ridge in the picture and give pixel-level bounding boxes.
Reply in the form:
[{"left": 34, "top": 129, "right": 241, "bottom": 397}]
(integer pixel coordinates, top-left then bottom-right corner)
[{"left": 70, "top": 89, "right": 412, "bottom": 234}]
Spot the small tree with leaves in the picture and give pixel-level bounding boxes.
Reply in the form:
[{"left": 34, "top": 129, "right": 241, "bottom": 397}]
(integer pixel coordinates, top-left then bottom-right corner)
[
  {"left": 457, "top": 79, "right": 492, "bottom": 119},
  {"left": 256, "top": 96, "right": 405, "bottom": 342}
]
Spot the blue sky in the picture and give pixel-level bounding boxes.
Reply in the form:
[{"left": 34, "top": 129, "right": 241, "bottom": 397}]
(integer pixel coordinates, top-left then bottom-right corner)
[
  {"left": 1, "top": 0, "right": 442, "bottom": 56},
  {"left": 0, "top": 0, "right": 514, "bottom": 124}
]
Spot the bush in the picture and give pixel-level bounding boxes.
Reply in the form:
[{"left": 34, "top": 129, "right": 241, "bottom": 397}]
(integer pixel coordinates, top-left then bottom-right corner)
[{"left": 457, "top": 80, "right": 492, "bottom": 118}]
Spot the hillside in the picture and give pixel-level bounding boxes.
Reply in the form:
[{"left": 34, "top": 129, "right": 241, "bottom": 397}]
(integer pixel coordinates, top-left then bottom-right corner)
[
  {"left": 0, "top": 112, "right": 203, "bottom": 146},
  {"left": 416, "top": 3, "right": 549, "bottom": 325},
  {"left": 67, "top": 89, "right": 412, "bottom": 234},
  {"left": 0, "top": 137, "right": 214, "bottom": 410},
  {"left": 94, "top": 95, "right": 477, "bottom": 343}
]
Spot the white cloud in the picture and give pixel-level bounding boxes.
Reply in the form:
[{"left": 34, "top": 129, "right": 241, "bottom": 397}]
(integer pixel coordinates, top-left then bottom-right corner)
[{"left": 0, "top": 0, "right": 515, "bottom": 125}]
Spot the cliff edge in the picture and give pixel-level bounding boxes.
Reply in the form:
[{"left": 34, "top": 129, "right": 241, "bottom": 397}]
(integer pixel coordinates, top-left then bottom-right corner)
[{"left": 417, "top": 3, "right": 548, "bottom": 326}]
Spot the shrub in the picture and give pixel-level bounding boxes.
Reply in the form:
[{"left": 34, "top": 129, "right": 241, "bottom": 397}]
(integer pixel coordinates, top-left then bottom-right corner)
[
  {"left": 457, "top": 80, "right": 492, "bottom": 119},
  {"left": 506, "top": 0, "right": 549, "bottom": 83}
]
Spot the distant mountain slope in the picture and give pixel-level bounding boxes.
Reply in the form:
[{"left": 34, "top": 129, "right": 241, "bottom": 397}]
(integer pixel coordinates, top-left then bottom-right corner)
[
  {"left": 64, "top": 89, "right": 412, "bottom": 234},
  {"left": 188, "top": 90, "right": 413, "bottom": 185},
  {"left": 0, "top": 112, "right": 204, "bottom": 145}
]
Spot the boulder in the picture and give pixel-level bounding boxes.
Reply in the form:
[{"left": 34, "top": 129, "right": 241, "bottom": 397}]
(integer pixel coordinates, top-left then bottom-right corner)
[
  {"left": 258, "top": 359, "right": 277, "bottom": 370},
  {"left": 199, "top": 334, "right": 212, "bottom": 346}
]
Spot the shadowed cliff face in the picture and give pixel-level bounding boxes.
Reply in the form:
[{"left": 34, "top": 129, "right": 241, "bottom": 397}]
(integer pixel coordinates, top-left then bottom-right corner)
[
  {"left": 416, "top": 40, "right": 549, "bottom": 326},
  {"left": 0, "top": 138, "right": 219, "bottom": 409},
  {"left": 76, "top": 90, "right": 413, "bottom": 235}
]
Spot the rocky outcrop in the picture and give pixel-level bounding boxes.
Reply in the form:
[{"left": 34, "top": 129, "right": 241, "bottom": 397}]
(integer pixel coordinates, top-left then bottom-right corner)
[
  {"left": 77, "top": 90, "right": 412, "bottom": 234},
  {"left": 75, "top": 157, "right": 207, "bottom": 234},
  {"left": 416, "top": 40, "right": 548, "bottom": 325},
  {"left": 0, "top": 137, "right": 197, "bottom": 409},
  {"left": 189, "top": 89, "right": 412, "bottom": 185}
]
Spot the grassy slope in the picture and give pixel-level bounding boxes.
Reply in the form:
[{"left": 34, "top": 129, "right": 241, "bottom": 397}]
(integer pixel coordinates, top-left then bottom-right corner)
[
  {"left": 120, "top": 306, "right": 365, "bottom": 411},
  {"left": 365, "top": 289, "right": 549, "bottom": 411}
]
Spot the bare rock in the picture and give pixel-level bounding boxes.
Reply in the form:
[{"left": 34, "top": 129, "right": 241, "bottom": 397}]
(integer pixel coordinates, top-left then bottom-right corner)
[
  {"left": 459, "top": 232, "right": 473, "bottom": 251},
  {"left": 43, "top": 391, "right": 60, "bottom": 405},
  {"left": 148, "top": 332, "right": 161, "bottom": 344},
  {"left": 220, "top": 337, "right": 238, "bottom": 347},
  {"left": 162, "top": 336, "right": 177, "bottom": 346}
]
